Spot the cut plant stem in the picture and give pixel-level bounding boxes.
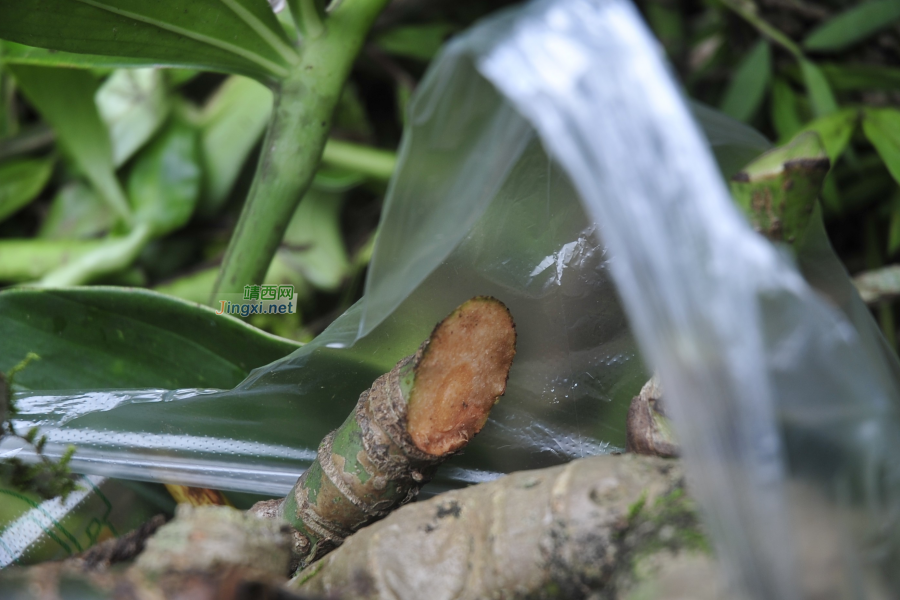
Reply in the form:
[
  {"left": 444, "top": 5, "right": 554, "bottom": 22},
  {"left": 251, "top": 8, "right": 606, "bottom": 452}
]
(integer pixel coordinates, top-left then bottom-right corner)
[{"left": 251, "top": 296, "right": 517, "bottom": 571}]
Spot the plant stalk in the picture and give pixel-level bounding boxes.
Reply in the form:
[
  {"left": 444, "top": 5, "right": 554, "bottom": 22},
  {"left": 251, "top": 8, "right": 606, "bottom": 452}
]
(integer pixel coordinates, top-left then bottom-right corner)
[
  {"left": 210, "top": 0, "right": 391, "bottom": 303},
  {"left": 721, "top": 0, "right": 803, "bottom": 59},
  {"left": 37, "top": 224, "right": 153, "bottom": 287},
  {"left": 322, "top": 139, "right": 396, "bottom": 181}
]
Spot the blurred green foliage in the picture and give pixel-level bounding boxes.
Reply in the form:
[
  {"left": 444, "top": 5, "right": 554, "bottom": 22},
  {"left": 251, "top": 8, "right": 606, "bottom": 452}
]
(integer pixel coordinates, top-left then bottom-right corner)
[
  {"left": 0, "top": 0, "right": 513, "bottom": 342},
  {"left": 638, "top": 0, "right": 900, "bottom": 346}
]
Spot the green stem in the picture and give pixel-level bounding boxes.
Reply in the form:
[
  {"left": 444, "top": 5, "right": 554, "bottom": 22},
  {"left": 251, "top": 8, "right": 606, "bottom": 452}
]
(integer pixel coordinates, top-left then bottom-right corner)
[
  {"left": 37, "top": 223, "right": 153, "bottom": 287},
  {"left": 322, "top": 139, "right": 396, "bottom": 182},
  {"left": 0, "top": 238, "right": 105, "bottom": 282},
  {"left": 721, "top": 0, "right": 803, "bottom": 59},
  {"left": 0, "top": 124, "right": 55, "bottom": 162},
  {"left": 210, "top": 0, "right": 391, "bottom": 303},
  {"left": 292, "top": 0, "right": 326, "bottom": 39}
]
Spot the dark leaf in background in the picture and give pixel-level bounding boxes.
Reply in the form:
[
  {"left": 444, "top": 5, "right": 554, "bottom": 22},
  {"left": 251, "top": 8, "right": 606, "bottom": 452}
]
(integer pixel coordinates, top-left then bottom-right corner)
[
  {"left": 375, "top": 23, "right": 456, "bottom": 61},
  {"left": 804, "top": 0, "right": 900, "bottom": 53},
  {"left": 800, "top": 59, "right": 839, "bottom": 118},
  {"left": 38, "top": 182, "right": 115, "bottom": 241},
  {"left": 863, "top": 108, "right": 900, "bottom": 187},
  {"left": 720, "top": 39, "right": 771, "bottom": 123},
  {"left": 0, "top": 158, "right": 53, "bottom": 223},
  {"left": 128, "top": 121, "right": 201, "bottom": 237},
  {"left": 797, "top": 108, "right": 858, "bottom": 164},
  {"left": 0, "top": 287, "right": 301, "bottom": 391},
  {"left": 770, "top": 78, "right": 803, "bottom": 141},
  {"left": 95, "top": 69, "right": 171, "bottom": 167},
  {"left": 197, "top": 76, "right": 272, "bottom": 216},
  {"left": 819, "top": 62, "right": 900, "bottom": 93},
  {"left": 6, "top": 65, "right": 131, "bottom": 222}
]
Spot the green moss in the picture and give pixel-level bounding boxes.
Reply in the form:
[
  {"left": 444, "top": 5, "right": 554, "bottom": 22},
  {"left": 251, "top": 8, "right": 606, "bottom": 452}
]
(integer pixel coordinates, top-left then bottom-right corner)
[
  {"left": 293, "top": 559, "right": 325, "bottom": 587},
  {"left": 627, "top": 492, "right": 648, "bottom": 522},
  {"left": 614, "top": 484, "right": 712, "bottom": 596},
  {"left": 645, "top": 488, "right": 710, "bottom": 555}
]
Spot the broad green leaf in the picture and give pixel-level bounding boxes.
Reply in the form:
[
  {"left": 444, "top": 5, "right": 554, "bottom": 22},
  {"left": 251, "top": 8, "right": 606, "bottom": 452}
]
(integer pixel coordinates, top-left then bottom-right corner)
[
  {"left": 0, "top": 40, "right": 157, "bottom": 70},
  {"left": 198, "top": 76, "right": 272, "bottom": 216},
  {"left": 720, "top": 40, "right": 771, "bottom": 123},
  {"left": 266, "top": 187, "right": 350, "bottom": 291},
  {"left": 6, "top": 65, "right": 131, "bottom": 222},
  {"left": 0, "top": 158, "right": 53, "bottom": 223},
  {"left": 374, "top": 23, "right": 456, "bottom": 61},
  {"left": 770, "top": 78, "right": 803, "bottom": 141},
  {"left": 0, "top": 238, "right": 105, "bottom": 282},
  {"left": 796, "top": 108, "right": 858, "bottom": 164},
  {"left": 0, "top": 0, "right": 297, "bottom": 82},
  {"left": 819, "top": 62, "right": 900, "bottom": 92},
  {"left": 800, "top": 59, "right": 839, "bottom": 118},
  {"left": 128, "top": 121, "right": 201, "bottom": 236},
  {"left": 862, "top": 108, "right": 900, "bottom": 185},
  {"left": 39, "top": 181, "right": 114, "bottom": 240},
  {"left": 804, "top": 0, "right": 900, "bottom": 53},
  {"left": 0, "top": 287, "right": 301, "bottom": 390},
  {"left": 96, "top": 69, "right": 170, "bottom": 167}
]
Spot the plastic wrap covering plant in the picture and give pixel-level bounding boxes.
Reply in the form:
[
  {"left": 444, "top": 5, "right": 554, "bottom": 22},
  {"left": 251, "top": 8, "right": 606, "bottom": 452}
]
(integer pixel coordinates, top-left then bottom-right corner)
[{"left": 2, "top": 0, "right": 899, "bottom": 595}]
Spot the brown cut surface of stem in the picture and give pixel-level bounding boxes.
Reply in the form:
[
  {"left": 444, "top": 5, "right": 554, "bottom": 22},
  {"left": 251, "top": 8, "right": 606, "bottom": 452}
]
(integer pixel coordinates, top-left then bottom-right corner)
[{"left": 407, "top": 297, "right": 516, "bottom": 456}]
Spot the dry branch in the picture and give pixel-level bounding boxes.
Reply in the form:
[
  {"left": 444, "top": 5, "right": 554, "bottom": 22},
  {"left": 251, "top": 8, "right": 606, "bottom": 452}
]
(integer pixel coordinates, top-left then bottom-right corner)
[
  {"left": 288, "top": 454, "right": 709, "bottom": 600},
  {"left": 252, "top": 296, "right": 517, "bottom": 571}
]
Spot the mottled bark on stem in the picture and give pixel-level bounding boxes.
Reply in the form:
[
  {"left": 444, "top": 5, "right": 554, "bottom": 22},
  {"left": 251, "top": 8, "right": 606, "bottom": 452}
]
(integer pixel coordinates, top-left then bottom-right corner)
[{"left": 253, "top": 297, "right": 517, "bottom": 571}]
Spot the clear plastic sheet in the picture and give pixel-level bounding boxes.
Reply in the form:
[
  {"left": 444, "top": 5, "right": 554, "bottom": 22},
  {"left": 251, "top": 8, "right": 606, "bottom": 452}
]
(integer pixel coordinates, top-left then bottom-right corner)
[{"left": 3, "top": 0, "right": 899, "bottom": 595}]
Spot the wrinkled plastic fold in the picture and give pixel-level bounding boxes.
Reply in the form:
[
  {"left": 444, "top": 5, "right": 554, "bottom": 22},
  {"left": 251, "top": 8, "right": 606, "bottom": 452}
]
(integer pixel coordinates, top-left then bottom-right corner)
[{"left": 4, "top": 0, "right": 898, "bottom": 594}]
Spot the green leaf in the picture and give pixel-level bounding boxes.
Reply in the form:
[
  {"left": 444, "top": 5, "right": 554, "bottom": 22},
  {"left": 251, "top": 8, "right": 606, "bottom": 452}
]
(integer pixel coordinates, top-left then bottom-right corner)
[
  {"left": 6, "top": 65, "right": 131, "bottom": 223},
  {"left": 770, "top": 78, "right": 803, "bottom": 141},
  {"left": 799, "top": 59, "right": 839, "bottom": 118},
  {"left": 1, "top": 40, "right": 157, "bottom": 70},
  {"left": 862, "top": 108, "right": 900, "bottom": 185},
  {"left": 804, "top": 0, "right": 900, "bottom": 53},
  {"left": 197, "top": 76, "right": 272, "bottom": 216},
  {"left": 0, "top": 158, "right": 53, "bottom": 223},
  {"left": 38, "top": 181, "right": 114, "bottom": 240},
  {"left": 0, "top": 238, "right": 106, "bottom": 282},
  {"left": 0, "top": 0, "right": 297, "bottom": 82},
  {"left": 95, "top": 69, "right": 170, "bottom": 167},
  {"left": 154, "top": 266, "right": 220, "bottom": 305},
  {"left": 720, "top": 40, "right": 771, "bottom": 123},
  {"left": 819, "top": 62, "right": 900, "bottom": 92},
  {"left": 796, "top": 108, "right": 858, "bottom": 164},
  {"left": 374, "top": 23, "right": 455, "bottom": 61},
  {"left": 0, "top": 287, "right": 301, "bottom": 390},
  {"left": 128, "top": 121, "right": 201, "bottom": 236},
  {"left": 266, "top": 187, "right": 350, "bottom": 291}
]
